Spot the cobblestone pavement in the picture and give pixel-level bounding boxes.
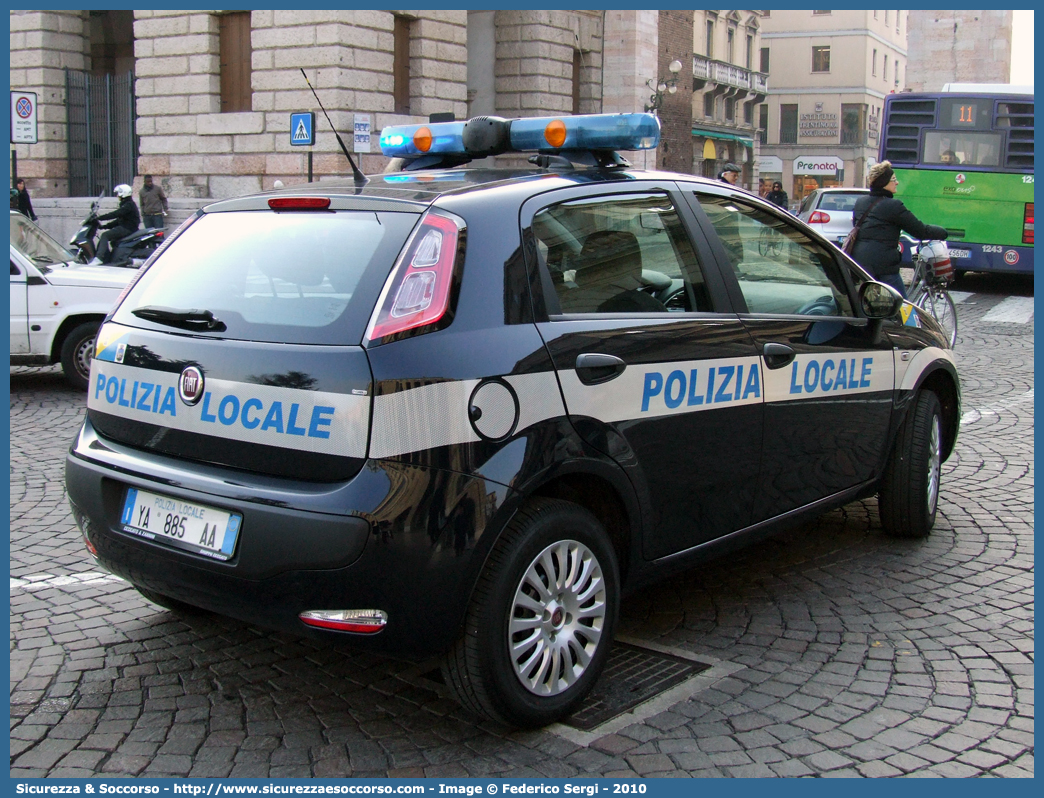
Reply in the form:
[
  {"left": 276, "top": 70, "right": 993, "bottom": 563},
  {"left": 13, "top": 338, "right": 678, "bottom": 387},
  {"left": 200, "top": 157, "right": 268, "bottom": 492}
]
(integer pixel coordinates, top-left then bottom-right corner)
[{"left": 11, "top": 274, "right": 1033, "bottom": 778}]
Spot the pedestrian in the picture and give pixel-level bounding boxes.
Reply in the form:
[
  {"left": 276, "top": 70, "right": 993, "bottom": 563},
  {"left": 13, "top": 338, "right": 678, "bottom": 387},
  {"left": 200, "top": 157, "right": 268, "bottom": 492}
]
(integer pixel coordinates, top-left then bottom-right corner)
[
  {"left": 90, "top": 184, "right": 140, "bottom": 265},
  {"left": 717, "top": 162, "right": 741, "bottom": 186},
  {"left": 138, "top": 174, "right": 168, "bottom": 230},
  {"left": 850, "top": 160, "right": 948, "bottom": 298},
  {"left": 766, "top": 181, "right": 789, "bottom": 210},
  {"left": 15, "top": 179, "right": 37, "bottom": 221}
]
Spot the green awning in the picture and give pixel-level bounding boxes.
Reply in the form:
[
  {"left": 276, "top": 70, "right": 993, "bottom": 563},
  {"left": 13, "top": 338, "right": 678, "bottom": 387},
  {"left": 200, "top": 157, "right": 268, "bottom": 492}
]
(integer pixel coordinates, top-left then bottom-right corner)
[{"left": 691, "top": 129, "right": 754, "bottom": 147}]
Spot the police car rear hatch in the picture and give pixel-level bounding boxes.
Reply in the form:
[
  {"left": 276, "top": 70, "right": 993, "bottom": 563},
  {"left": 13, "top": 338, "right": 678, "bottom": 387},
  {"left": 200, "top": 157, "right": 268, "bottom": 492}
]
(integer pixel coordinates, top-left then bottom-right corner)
[{"left": 88, "top": 199, "right": 424, "bottom": 481}]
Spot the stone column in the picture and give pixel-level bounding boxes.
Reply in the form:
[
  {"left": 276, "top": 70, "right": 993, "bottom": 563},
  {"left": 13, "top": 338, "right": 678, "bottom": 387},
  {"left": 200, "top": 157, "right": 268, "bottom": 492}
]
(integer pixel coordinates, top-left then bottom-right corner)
[
  {"left": 601, "top": 10, "right": 658, "bottom": 170},
  {"left": 9, "top": 10, "right": 89, "bottom": 197}
]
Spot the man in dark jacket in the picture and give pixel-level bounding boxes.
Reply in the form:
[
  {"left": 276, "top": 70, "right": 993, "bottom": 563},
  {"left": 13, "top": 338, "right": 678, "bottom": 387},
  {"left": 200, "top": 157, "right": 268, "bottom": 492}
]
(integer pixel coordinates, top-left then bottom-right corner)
[
  {"left": 91, "top": 184, "right": 141, "bottom": 264},
  {"left": 851, "top": 161, "right": 947, "bottom": 297},
  {"left": 15, "top": 179, "right": 37, "bottom": 221},
  {"left": 139, "top": 174, "right": 168, "bottom": 229}
]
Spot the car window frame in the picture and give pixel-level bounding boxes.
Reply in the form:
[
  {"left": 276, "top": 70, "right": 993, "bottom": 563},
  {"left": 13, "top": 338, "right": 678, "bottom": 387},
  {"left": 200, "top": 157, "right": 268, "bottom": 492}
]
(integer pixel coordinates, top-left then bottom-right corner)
[
  {"left": 519, "top": 180, "right": 738, "bottom": 321},
  {"left": 679, "top": 185, "right": 868, "bottom": 322}
]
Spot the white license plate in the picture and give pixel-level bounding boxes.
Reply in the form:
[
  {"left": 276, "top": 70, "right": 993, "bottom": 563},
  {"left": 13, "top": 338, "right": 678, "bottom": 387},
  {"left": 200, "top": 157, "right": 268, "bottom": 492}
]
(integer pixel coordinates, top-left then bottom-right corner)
[
  {"left": 120, "top": 488, "right": 242, "bottom": 561},
  {"left": 948, "top": 249, "right": 972, "bottom": 259}
]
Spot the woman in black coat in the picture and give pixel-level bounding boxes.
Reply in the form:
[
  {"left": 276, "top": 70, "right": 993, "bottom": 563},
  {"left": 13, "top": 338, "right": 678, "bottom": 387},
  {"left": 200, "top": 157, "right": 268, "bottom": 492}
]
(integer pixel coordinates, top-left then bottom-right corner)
[
  {"left": 851, "top": 161, "right": 947, "bottom": 298},
  {"left": 765, "top": 181, "right": 789, "bottom": 210}
]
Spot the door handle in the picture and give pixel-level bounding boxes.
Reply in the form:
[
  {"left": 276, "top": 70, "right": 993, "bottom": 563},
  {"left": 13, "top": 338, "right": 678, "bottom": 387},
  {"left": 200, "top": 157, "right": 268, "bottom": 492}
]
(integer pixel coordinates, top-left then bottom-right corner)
[
  {"left": 575, "top": 353, "right": 626, "bottom": 385},
  {"left": 762, "top": 342, "right": 796, "bottom": 370}
]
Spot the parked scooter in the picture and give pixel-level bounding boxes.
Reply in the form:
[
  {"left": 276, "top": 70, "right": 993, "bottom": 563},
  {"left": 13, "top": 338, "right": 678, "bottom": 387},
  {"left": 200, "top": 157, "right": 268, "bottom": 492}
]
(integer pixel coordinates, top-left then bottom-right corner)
[{"left": 70, "top": 196, "right": 165, "bottom": 268}]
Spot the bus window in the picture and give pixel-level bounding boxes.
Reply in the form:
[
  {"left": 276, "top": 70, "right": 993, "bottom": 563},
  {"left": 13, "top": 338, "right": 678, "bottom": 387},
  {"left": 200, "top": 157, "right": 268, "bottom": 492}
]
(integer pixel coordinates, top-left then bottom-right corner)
[{"left": 923, "top": 130, "right": 1002, "bottom": 167}]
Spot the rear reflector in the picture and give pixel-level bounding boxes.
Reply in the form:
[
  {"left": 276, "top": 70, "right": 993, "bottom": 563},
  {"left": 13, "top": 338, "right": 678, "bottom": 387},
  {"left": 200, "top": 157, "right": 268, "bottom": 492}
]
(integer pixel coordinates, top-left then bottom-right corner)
[
  {"left": 268, "top": 197, "right": 332, "bottom": 210},
  {"left": 299, "top": 609, "right": 388, "bottom": 633},
  {"left": 365, "top": 209, "right": 466, "bottom": 343},
  {"left": 1024, "top": 203, "right": 1033, "bottom": 245},
  {"left": 809, "top": 210, "right": 831, "bottom": 224}
]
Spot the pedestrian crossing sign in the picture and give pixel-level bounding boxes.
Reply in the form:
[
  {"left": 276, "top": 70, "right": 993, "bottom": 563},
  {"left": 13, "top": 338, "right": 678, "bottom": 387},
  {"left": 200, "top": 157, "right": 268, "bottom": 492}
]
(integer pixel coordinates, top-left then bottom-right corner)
[{"left": 290, "top": 112, "right": 315, "bottom": 146}]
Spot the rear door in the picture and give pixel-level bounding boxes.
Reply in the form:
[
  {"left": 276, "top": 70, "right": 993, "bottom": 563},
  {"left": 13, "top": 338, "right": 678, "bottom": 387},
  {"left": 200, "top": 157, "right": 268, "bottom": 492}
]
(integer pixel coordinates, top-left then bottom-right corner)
[
  {"left": 683, "top": 187, "right": 895, "bottom": 522},
  {"left": 523, "top": 182, "right": 764, "bottom": 561}
]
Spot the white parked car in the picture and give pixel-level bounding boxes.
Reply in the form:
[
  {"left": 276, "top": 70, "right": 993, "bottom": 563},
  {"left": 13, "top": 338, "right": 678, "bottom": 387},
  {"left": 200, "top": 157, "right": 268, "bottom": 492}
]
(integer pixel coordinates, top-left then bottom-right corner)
[
  {"left": 10, "top": 210, "right": 136, "bottom": 390},
  {"left": 797, "top": 187, "right": 870, "bottom": 247}
]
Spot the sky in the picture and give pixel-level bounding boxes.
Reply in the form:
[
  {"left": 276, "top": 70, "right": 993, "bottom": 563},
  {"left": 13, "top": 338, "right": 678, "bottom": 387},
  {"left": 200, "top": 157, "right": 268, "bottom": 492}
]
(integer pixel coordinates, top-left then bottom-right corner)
[{"left": 1010, "top": 10, "right": 1033, "bottom": 84}]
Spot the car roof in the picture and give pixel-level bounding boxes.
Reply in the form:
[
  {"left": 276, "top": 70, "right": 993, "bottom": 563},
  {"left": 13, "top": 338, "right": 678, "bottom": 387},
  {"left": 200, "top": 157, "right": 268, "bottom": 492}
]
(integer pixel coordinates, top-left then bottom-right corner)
[{"left": 202, "top": 166, "right": 737, "bottom": 213}]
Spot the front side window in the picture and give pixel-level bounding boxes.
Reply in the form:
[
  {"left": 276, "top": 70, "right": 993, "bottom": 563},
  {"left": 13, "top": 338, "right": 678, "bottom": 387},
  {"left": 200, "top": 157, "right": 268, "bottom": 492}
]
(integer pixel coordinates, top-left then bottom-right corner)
[
  {"left": 10, "top": 212, "right": 74, "bottom": 266},
  {"left": 696, "top": 194, "right": 854, "bottom": 317},
  {"left": 532, "top": 193, "right": 713, "bottom": 315}
]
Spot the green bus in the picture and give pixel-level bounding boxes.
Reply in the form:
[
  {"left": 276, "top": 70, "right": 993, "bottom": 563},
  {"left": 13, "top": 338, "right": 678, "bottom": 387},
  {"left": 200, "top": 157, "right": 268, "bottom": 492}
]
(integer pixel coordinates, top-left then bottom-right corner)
[{"left": 881, "top": 86, "right": 1033, "bottom": 275}]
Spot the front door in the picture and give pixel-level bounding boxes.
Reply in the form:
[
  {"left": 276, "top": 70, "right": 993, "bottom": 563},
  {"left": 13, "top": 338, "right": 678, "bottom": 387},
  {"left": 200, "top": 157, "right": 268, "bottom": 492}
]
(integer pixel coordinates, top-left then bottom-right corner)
[
  {"left": 524, "top": 185, "right": 764, "bottom": 560},
  {"left": 10, "top": 258, "right": 29, "bottom": 354},
  {"left": 686, "top": 190, "right": 896, "bottom": 521}
]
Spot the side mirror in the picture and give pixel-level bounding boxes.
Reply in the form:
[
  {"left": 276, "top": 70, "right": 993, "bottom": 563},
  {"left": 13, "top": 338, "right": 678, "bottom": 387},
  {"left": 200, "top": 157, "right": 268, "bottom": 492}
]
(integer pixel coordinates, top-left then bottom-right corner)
[{"left": 859, "top": 281, "right": 903, "bottom": 319}]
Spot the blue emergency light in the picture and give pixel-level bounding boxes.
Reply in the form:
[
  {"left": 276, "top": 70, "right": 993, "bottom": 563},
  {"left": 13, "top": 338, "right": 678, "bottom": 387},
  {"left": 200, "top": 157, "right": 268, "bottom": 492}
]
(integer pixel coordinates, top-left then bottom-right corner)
[{"left": 379, "top": 113, "right": 661, "bottom": 161}]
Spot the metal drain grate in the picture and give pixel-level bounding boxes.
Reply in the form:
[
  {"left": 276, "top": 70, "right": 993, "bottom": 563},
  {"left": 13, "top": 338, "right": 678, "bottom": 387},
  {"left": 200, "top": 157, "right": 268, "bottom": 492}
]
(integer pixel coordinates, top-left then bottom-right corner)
[
  {"left": 562, "top": 642, "right": 710, "bottom": 731},
  {"left": 416, "top": 642, "right": 710, "bottom": 732}
]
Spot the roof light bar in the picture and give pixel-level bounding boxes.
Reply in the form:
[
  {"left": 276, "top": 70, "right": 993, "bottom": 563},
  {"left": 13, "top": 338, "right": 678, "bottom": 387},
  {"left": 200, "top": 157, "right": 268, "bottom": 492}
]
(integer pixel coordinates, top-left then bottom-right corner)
[
  {"left": 379, "top": 121, "right": 467, "bottom": 159},
  {"left": 299, "top": 609, "right": 388, "bottom": 633},
  {"left": 378, "top": 113, "right": 661, "bottom": 160}
]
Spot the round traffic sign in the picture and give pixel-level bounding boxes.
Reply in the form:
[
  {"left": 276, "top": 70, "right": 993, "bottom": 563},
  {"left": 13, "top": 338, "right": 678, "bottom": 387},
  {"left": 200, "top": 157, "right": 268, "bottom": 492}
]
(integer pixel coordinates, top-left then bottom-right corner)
[{"left": 16, "top": 97, "right": 32, "bottom": 118}]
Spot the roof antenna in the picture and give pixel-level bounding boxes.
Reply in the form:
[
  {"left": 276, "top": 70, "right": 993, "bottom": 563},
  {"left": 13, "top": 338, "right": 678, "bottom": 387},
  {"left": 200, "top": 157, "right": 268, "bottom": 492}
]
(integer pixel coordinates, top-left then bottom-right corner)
[{"left": 300, "top": 68, "right": 367, "bottom": 186}]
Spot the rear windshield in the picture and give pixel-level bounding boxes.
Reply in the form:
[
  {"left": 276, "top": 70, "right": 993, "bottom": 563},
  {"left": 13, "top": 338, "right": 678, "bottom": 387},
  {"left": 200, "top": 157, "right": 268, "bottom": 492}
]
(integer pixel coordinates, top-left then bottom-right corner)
[
  {"left": 817, "top": 193, "right": 865, "bottom": 212},
  {"left": 111, "top": 210, "right": 418, "bottom": 345}
]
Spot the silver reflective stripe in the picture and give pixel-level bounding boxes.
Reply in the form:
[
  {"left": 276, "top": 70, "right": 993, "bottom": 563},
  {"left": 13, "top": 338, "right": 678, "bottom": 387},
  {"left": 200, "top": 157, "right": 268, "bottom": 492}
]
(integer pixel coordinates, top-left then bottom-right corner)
[
  {"left": 87, "top": 361, "right": 370, "bottom": 457},
  {"left": 368, "top": 372, "right": 563, "bottom": 458},
  {"left": 896, "top": 346, "right": 957, "bottom": 392}
]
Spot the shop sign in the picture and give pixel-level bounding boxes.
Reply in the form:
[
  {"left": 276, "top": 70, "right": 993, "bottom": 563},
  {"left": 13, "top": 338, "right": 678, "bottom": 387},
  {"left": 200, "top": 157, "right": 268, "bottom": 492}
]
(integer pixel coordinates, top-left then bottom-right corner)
[
  {"left": 868, "top": 114, "right": 880, "bottom": 141},
  {"left": 799, "top": 110, "right": 838, "bottom": 137},
  {"left": 794, "top": 156, "right": 844, "bottom": 175},
  {"left": 757, "top": 156, "right": 783, "bottom": 173}
]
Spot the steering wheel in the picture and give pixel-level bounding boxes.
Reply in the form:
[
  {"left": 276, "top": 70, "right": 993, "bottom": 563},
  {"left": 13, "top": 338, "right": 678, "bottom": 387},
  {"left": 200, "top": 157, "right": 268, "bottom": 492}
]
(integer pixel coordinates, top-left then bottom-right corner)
[{"left": 795, "top": 295, "right": 838, "bottom": 316}]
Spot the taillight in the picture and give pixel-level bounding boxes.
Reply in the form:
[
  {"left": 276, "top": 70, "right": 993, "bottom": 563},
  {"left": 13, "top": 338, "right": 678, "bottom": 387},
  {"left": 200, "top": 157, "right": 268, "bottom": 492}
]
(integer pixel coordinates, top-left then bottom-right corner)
[
  {"left": 809, "top": 210, "right": 831, "bottom": 224},
  {"left": 1024, "top": 203, "right": 1033, "bottom": 245},
  {"left": 268, "top": 196, "right": 331, "bottom": 210},
  {"left": 365, "top": 210, "right": 465, "bottom": 344}
]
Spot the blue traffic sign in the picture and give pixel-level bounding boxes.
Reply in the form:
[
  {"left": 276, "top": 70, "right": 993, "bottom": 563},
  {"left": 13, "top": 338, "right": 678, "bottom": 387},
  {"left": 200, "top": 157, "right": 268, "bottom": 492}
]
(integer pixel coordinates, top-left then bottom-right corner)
[{"left": 290, "top": 112, "right": 315, "bottom": 146}]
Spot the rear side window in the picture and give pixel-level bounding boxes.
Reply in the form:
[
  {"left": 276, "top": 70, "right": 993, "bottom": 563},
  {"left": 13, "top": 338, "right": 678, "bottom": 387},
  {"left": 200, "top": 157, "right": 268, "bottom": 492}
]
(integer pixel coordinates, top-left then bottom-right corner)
[
  {"left": 112, "top": 210, "right": 418, "bottom": 345},
  {"left": 532, "top": 193, "right": 713, "bottom": 314}
]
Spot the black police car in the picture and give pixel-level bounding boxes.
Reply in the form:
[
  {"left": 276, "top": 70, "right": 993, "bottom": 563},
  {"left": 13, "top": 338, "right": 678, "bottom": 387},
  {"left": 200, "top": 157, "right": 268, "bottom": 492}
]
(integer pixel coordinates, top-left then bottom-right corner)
[{"left": 66, "top": 113, "right": 960, "bottom": 728}]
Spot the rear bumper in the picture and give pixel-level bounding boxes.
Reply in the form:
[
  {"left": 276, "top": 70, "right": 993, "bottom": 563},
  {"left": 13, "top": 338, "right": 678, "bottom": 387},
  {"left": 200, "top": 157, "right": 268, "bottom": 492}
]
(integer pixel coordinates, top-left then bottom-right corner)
[{"left": 65, "top": 419, "right": 515, "bottom": 656}]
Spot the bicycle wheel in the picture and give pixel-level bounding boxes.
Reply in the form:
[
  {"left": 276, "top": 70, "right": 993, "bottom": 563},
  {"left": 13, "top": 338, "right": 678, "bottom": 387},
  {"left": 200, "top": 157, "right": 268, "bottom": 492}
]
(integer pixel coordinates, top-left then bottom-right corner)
[{"left": 918, "top": 287, "right": 958, "bottom": 347}]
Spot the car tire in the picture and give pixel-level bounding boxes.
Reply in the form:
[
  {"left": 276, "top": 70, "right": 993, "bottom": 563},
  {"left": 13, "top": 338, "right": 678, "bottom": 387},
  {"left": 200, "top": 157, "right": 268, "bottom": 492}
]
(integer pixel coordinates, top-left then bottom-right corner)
[
  {"left": 59, "top": 322, "right": 100, "bottom": 392},
  {"left": 441, "top": 497, "right": 619, "bottom": 728},
  {"left": 878, "top": 390, "right": 943, "bottom": 539},
  {"left": 135, "top": 585, "right": 209, "bottom": 615}
]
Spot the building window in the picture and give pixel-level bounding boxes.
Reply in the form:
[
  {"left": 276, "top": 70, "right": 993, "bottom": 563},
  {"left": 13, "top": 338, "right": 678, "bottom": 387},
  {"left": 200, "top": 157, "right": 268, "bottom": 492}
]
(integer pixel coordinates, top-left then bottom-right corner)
[
  {"left": 760, "top": 47, "right": 770, "bottom": 73},
  {"left": 393, "top": 16, "right": 412, "bottom": 115},
  {"left": 813, "top": 10, "right": 832, "bottom": 15},
  {"left": 896, "top": 11, "right": 901, "bottom": 32},
  {"left": 746, "top": 35, "right": 753, "bottom": 70},
  {"left": 780, "top": 103, "right": 798, "bottom": 143},
  {"left": 743, "top": 100, "right": 753, "bottom": 124},
  {"left": 726, "top": 96, "right": 735, "bottom": 121},
  {"left": 706, "top": 20, "right": 714, "bottom": 58},
  {"left": 704, "top": 92, "right": 715, "bottom": 119},
  {"left": 885, "top": 11, "right": 890, "bottom": 26},
  {"left": 572, "top": 51, "right": 582, "bottom": 115},
  {"left": 758, "top": 104, "right": 768, "bottom": 143},
  {"left": 841, "top": 103, "right": 866, "bottom": 144},
  {"left": 895, "top": 60, "right": 900, "bottom": 87},
  {"left": 883, "top": 54, "right": 889, "bottom": 81},
  {"left": 812, "top": 46, "right": 830, "bottom": 73},
  {"left": 219, "top": 12, "right": 252, "bottom": 113},
  {"left": 874, "top": 11, "right": 878, "bottom": 19},
  {"left": 872, "top": 48, "right": 877, "bottom": 76},
  {"left": 727, "top": 28, "right": 735, "bottom": 63}
]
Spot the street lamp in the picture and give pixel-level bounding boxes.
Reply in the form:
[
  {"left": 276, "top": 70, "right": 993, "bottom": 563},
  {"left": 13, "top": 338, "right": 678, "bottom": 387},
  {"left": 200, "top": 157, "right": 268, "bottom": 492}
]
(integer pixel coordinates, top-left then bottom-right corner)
[{"left": 644, "top": 59, "right": 683, "bottom": 114}]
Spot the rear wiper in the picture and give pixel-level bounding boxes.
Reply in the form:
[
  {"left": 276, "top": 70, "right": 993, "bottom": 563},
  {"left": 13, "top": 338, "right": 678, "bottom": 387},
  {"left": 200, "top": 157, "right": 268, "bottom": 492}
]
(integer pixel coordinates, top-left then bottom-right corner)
[{"left": 132, "top": 306, "right": 226, "bottom": 332}]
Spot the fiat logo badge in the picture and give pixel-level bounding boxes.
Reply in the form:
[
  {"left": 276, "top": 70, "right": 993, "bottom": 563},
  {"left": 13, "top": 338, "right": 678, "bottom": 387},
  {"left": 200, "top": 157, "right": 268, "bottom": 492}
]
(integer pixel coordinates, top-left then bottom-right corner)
[
  {"left": 178, "top": 366, "right": 205, "bottom": 406},
  {"left": 955, "top": 173, "right": 966, "bottom": 184}
]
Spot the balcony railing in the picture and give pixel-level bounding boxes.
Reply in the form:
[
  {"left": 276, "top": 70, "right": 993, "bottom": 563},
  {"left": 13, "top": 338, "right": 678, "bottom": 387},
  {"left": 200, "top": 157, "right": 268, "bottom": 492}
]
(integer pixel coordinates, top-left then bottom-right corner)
[{"left": 693, "top": 54, "right": 768, "bottom": 94}]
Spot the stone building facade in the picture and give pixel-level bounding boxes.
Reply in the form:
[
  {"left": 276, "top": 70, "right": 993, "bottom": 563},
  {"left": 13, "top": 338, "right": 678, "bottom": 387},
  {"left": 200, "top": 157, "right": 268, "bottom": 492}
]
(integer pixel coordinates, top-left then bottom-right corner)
[
  {"left": 11, "top": 9, "right": 768, "bottom": 213},
  {"left": 757, "top": 9, "right": 908, "bottom": 207},
  {"left": 905, "top": 10, "right": 1012, "bottom": 92}
]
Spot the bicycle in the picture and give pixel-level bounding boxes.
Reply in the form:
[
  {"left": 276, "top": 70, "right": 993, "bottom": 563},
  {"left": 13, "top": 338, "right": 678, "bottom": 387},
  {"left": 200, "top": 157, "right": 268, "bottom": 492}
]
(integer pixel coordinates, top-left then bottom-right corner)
[{"left": 906, "top": 240, "right": 958, "bottom": 347}]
